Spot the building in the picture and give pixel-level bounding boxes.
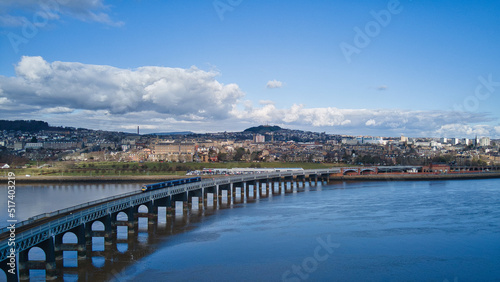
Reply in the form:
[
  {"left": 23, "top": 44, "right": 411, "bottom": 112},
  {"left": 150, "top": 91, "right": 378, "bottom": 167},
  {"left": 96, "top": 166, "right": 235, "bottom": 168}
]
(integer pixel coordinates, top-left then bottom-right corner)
[
  {"left": 462, "top": 138, "right": 471, "bottom": 146},
  {"left": 14, "top": 142, "right": 24, "bottom": 150},
  {"left": 254, "top": 134, "right": 265, "bottom": 143},
  {"left": 480, "top": 137, "right": 491, "bottom": 147},
  {"left": 25, "top": 143, "right": 43, "bottom": 150},
  {"left": 154, "top": 142, "right": 195, "bottom": 162},
  {"left": 423, "top": 163, "right": 450, "bottom": 173},
  {"left": 44, "top": 142, "right": 80, "bottom": 150}
]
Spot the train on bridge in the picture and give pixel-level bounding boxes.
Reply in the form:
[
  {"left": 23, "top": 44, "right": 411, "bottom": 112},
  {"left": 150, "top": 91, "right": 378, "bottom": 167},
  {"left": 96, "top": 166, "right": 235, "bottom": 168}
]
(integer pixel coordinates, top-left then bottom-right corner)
[
  {"left": 141, "top": 177, "right": 201, "bottom": 192},
  {"left": 187, "top": 167, "right": 304, "bottom": 175}
]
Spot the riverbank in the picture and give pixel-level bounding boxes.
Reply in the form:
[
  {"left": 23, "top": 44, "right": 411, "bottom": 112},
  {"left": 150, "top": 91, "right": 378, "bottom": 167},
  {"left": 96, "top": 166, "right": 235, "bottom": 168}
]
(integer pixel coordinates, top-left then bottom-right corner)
[
  {"left": 5, "top": 171, "right": 500, "bottom": 184},
  {"left": 5, "top": 174, "right": 192, "bottom": 184},
  {"left": 332, "top": 172, "right": 500, "bottom": 181}
]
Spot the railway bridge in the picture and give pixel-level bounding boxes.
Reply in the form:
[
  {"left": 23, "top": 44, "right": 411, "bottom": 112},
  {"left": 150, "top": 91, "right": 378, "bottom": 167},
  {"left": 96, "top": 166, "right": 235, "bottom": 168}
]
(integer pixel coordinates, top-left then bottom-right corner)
[{"left": 0, "top": 168, "right": 336, "bottom": 281}]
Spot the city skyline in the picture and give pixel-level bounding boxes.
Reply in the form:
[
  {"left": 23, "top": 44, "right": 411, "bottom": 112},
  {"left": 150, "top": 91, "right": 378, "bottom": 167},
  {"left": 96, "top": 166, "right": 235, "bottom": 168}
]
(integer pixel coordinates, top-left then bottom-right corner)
[{"left": 1, "top": 0, "right": 499, "bottom": 138}]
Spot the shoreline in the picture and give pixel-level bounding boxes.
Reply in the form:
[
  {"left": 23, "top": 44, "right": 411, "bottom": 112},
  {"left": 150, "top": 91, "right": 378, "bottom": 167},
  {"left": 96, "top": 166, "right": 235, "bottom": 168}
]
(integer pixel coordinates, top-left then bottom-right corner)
[
  {"left": 4, "top": 172, "right": 500, "bottom": 184},
  {"left": 331, "top": 172, "right": 500, "bottom": 181}
]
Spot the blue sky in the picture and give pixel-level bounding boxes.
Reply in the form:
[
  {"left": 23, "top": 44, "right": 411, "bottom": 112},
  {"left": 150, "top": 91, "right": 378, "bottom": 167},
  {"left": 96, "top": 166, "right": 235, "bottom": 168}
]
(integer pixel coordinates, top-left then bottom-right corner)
[{"left": 0, "top": 0, "right": 499, "bottom": 138}]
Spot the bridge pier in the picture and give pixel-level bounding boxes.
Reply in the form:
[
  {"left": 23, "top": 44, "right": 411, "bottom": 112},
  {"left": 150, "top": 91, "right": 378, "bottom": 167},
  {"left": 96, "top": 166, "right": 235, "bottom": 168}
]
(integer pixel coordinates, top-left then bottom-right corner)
[
  {"left": 232, "top": 183, "right": 244, "bottom": 204},
  {"left": 188, "top": 189, "right": 203, "bottom": 211},
  {"left": 203, "top": 186, "right": 216, "bottom": 208},
  {"left": 171, "top": 193, "right": 188, "bottom": 215},
  {"left": 54, "top": 225, "right": 86, "bottom": 265},
  {"left": 85, "top": 215, "right": 113, "bottom": 251},
  {"left": 19, "top": 238, "right": 57, "bottom": 281},
  {"left": 257, "top": 181, "right": 264, "bottom": 198}
]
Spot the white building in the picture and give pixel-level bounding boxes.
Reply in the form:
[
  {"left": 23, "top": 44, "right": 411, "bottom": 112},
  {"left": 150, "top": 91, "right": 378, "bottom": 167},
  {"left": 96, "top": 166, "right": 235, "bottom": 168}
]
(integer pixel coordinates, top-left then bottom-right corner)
[
  {"left": 480, "top": 137, "right": 491, "bottom": 147},
  {"left": 25, "top": 143, "right": 44, "bottom": 149},
  {"left": 254, "top": 134, "right": 265, "bottom": 143}
]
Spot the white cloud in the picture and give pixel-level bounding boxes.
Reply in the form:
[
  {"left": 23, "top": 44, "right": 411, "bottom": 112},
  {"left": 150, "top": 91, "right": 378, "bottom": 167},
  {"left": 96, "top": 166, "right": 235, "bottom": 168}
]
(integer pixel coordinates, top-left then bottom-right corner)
[
  {"left": 435, "top": 124, "right": 492, "bottom": 138},
  {"left": 0, "top": 56, "right": 498, "bottom": 138},
  {"left": 365, "top": 119, "right": 376, "bottom": 126},
  {"left": 1, "top": 56, "right": 244, "bottom": 120},
  {"left": 259, "top": 100, "right": 275, "bottom": 105},
  {"left": 266, "top": 79, "right": 283, "bottom": 89},
  {"left": 38, "top": 107, "right": 74, "bottom": 114}
]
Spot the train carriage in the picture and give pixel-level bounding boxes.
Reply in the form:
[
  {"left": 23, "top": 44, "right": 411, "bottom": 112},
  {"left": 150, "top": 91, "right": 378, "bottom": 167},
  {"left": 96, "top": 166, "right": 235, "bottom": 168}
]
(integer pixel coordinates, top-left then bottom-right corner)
[{"left": 141, "top": 177, "right": 201, "bottom": 192}]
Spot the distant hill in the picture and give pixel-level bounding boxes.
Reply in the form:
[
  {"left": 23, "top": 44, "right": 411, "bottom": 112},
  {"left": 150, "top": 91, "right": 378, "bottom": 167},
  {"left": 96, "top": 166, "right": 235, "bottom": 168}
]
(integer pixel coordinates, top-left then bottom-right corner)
[
  {"left": 0, "top": 120, "right": 64, "bottom": 132},
  {"left": 244, "top": 125, "right": 282, "bottom": 134}
]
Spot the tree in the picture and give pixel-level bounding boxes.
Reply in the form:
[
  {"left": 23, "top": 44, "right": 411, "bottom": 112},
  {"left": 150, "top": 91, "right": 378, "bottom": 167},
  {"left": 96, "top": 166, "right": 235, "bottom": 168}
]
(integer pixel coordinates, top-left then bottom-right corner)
[
  {"left": 233, "top": 147, "right": 246, "bottom": 161},
  {"left": 217, "top": 152, "right": 228, "bottom": 162}
]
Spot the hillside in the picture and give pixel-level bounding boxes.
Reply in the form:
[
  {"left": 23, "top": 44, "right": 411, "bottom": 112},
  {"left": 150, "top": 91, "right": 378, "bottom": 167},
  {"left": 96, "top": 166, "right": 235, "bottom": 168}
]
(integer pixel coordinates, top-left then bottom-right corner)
[{"left": 243, "top": 125, "right": 282, "bottom": 134}]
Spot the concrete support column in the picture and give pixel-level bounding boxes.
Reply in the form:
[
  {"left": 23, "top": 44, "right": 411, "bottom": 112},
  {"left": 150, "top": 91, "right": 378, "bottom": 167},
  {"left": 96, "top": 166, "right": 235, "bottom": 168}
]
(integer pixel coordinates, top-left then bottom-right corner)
[
  {"left": 166, "top": 196, "right": 173, "bottom": 218},
  {"left": 103, "top": 215, "right": 113, "bottom": 246},
  {"left": 54, "top": 234, "right": 63, "bottom": 261},
  {"left": 183, "top": 191, "right": 189, "bottom": 213},
  {"left": 18, "top": 249, "right": 28, "bottom": 281},
  {"left": 215, "top": 184, "right": 219, "bottom": 208},
  {"left": 200, "top": 187, "right": 205, "bottom": 209}
]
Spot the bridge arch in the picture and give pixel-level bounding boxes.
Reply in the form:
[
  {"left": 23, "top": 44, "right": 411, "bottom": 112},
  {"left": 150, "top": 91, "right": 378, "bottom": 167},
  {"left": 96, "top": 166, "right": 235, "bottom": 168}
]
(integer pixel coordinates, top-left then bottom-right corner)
[
  {"left": 360, "top": 168, "right": 376, "bottom": 175},
  {"left": 62, "top": 232, "right": 78, "bottom": 244},
  {"left": 18, "top": 238, "right": 57, "bottom": 280},
  {"left": 28, "top": 246, "right": 46, "bottom": 261},
  {"left": 91, "top": 221, "right": 105, "bottom": 231},
  {"left": 115, "top": 211, "right": 129, "bottom": 221},
  {"left": 137, "top": 204, "right": 149, "bottom": 213},
  {"left": 343, "top": 169, "right": 358, "bottom": 175}
]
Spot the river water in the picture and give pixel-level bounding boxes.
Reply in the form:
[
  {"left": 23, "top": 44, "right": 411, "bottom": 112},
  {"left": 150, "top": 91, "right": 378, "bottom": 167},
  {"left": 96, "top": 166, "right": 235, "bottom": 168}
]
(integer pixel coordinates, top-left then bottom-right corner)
[{"left": 1, "top": 179, "right": 499, "bottom": 281}]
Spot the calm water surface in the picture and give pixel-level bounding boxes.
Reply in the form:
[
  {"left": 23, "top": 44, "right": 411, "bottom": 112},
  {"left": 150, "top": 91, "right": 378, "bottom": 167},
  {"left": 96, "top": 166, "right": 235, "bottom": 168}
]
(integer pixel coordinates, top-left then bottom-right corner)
[
  {"left": 0, "top": 183, "right": 141, "bottom": 228},
  {"left": 116, "top": 179, "right": 500, "bottom": 281},
  {"left": 1, "top": 179, "right": 499, "bottom": 281}
]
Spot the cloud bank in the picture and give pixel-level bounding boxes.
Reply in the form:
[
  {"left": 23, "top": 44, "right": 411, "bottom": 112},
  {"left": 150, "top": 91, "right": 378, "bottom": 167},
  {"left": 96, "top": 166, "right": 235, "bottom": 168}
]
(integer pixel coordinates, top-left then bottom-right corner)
[{"left": 0, "top": 56, "right": 498, "bottom": 138}]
